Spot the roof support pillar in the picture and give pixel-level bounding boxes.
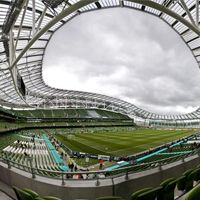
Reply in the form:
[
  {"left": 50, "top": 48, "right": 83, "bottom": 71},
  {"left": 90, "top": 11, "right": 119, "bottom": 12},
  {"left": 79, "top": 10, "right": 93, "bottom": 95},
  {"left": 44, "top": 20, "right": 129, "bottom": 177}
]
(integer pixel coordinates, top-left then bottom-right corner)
[
  {"left": 36, "top": 7, "right": 47, "bottom": 33},
  {"left": 15, "top": 0, "right": 29, "bottom": 51},
  {"left": 196, "top": 0, "right": 199, "bottom": 26},
  {"left": 32, "top": 0, "right": 36, "bottom": 35},
  {"left": 179, "top": 0, "right": 196, "bottom": 26},
  {"left": 9, "top": 0, "right": 200, "bottom": 72}
]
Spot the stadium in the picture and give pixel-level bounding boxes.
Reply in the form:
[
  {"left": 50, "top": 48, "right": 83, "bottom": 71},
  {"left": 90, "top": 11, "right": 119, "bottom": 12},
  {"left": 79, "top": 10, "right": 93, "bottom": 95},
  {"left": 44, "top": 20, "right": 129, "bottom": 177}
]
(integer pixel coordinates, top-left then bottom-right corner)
[{"left": 0, "top": 0, "right": 200, "bottom": 200}]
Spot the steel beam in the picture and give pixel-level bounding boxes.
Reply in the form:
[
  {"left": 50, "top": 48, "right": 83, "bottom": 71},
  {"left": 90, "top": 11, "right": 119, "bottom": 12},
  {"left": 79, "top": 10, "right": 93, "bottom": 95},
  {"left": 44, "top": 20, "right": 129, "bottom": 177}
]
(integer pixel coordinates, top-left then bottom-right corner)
[
  {"left": 197, "top": 0, "right": 199, "bottom": 26},
  {"left": 10, "top": 0, "right": 200, "bottom": 71},
  {"left": 179, "top": 0, "right": 196, "bottom": 26}
]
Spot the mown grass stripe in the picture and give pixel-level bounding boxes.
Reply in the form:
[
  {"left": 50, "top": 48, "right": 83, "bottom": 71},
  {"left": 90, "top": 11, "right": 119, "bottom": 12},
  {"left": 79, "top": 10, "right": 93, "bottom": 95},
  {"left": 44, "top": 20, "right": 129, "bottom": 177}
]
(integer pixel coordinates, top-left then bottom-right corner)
[
  {"left": 51, "top": 129, "right": 195, "bottom": 156},
  {"left": 75, "top": 134, "right": 127, "bottom": 149},
  {"left": 55, "top": 134, "right": 108, "bottom": 155}
]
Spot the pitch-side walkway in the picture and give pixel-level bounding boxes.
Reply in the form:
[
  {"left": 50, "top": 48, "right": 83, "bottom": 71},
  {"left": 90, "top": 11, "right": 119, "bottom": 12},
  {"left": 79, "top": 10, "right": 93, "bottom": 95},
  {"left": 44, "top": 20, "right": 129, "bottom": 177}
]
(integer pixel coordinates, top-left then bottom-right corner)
[
  {"left": 0, "top": 191, "right": 13, "bottom": 200},
  {"left": 0, "top": 180, "right": 17, "bottom": 200}
]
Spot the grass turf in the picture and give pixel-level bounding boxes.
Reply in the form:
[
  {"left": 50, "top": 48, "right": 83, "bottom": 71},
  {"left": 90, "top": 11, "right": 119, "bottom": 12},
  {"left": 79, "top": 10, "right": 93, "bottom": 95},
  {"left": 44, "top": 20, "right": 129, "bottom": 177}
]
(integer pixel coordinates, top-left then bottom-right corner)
[
  {"left": 54, "top": 128, "right": 196, "bottom": 156},
  {"left": 0, "top": 128, "right": 196, "bottom": 157}
]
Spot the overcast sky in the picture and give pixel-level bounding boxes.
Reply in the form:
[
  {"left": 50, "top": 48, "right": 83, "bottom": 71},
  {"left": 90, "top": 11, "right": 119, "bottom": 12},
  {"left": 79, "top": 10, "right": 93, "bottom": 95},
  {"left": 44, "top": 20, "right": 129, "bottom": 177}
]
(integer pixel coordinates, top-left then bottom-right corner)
[{"left": 43, "top": 8, "right": 200, "bottom": 115}]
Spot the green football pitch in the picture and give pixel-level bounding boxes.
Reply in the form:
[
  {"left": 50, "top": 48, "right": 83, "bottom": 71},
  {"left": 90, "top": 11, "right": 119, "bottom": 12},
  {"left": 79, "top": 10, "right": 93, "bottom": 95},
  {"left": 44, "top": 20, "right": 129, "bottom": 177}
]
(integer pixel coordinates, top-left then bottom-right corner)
[{"left": 54, "top": 128, "right": 196, "bottom": 156}]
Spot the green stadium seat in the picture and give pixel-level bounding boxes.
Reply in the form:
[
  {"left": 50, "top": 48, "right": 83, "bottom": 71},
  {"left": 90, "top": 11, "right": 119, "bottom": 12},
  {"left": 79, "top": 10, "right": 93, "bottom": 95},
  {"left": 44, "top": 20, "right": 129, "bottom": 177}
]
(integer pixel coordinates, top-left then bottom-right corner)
[
  {"left": 13, "top": 186, "right": 21, "bottom": 200},
  {"left": 185, "top": 184, "right": 200, "bottom": 200},
  {"left": 42, "top": 196, "right": 62, "bottom": 200},
  {"left": 190, "top": 168, "right": 200, "bottom": 182},
  {"left": 184, "top": 169, "right": 194, "bottom": 192},
  {"left": 184, "top": 169, "right": 194, "bottom": 177},
  {"left": 35, "top": 198, "right": 45, "bottom": 200},
  {"left": 135, "top": 186, "right": 162, "bottom": 200},
  {"left": 13, "top": 186, "right": 34, "bottom": 200},
  {"left": 95, "top": 197, "right": 122, "bottom": 200},
  {"left": 177, "top": 169, "right": 194, "bottom": 193},
  {"left": 22, "top": 188, "right": 39, "bottom": 199},
  {"left": 177, "top": 175, "right": 187, "bottom": 191},
  {"left": 160, "top": 177, "right": 175, "bottom": 187},
  {"left": 131, "top": 187, "right": 153, "bottom": 200},
  {"left": 158, "top": 177, "right": 177, "bottom": 200}
]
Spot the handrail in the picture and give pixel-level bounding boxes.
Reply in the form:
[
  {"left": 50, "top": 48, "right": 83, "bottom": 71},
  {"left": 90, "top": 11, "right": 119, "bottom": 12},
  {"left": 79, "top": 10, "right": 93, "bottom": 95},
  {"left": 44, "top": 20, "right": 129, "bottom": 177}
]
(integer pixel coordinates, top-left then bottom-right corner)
[{"left": 1, "top": 147, "right": 199, "bottom": 185}]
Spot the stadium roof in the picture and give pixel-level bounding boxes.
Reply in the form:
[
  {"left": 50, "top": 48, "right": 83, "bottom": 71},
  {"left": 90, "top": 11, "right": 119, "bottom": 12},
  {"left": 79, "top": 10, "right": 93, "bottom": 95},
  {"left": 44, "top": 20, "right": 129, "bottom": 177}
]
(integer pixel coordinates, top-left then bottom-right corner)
[{"left": 0, "top": 0, "right": 200, "bottom": 120}]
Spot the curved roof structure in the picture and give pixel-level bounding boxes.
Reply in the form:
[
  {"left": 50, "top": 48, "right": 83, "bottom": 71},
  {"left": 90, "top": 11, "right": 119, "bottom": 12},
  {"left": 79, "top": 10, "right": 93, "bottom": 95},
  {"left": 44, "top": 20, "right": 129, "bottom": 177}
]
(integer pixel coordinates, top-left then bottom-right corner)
[{"left": 0, "top": 0, "right": 200, "bottom": 120}]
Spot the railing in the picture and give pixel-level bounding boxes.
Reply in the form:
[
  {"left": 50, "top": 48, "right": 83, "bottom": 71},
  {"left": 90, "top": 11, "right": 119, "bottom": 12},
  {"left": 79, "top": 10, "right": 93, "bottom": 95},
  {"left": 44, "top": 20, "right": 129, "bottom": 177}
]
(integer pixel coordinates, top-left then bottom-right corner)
[{"left": 1, "top": 148, "right": 200, "bottom": 186}]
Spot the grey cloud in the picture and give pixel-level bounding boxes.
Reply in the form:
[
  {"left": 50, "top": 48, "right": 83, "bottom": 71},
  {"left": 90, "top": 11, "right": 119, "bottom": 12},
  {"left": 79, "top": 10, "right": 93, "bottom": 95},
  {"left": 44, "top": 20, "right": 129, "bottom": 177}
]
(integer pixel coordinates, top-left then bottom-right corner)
[{"left": 43, "top": 8, "right": 200, "bottom": 114}]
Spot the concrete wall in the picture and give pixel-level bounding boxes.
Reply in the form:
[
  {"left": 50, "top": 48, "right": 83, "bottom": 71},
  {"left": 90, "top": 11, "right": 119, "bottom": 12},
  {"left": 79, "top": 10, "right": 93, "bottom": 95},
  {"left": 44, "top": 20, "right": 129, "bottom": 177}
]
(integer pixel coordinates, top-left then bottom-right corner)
[{"left": 0, "top": 154, "right": 200, "bottom": 200}]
